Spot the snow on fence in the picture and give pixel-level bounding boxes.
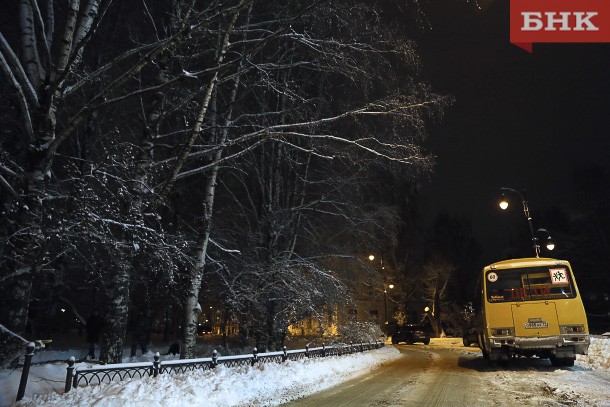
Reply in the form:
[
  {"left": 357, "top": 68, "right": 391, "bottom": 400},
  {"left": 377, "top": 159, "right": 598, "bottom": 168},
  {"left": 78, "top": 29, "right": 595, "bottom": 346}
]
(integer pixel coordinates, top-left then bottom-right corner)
[{"left": 15, "top": 341, "right": 384, "bottom": 401}]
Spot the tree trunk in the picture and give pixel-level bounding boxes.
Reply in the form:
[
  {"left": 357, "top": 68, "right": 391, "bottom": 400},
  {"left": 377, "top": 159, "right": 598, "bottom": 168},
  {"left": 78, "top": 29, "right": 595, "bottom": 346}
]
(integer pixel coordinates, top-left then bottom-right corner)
[
  {"left": 100, "top": 263, "right": 130, "bottom": 363},
  {"left": 0, "top": 274, "right": 32, "bottom": 368},
  {"left": 181, "top": 168, "right": 218, "bottom": 358},
  {"left": 0, "top": 163, "right": 48, "bottom": 367},
  {"left": 221, "top": 308, "right": 229, "bottom": 348},
  {"left": 177, "top": 3, "right": 250, "bottom": 357},
  {"left": 265, "top": 300, "right": 277, "bottom": 351}
]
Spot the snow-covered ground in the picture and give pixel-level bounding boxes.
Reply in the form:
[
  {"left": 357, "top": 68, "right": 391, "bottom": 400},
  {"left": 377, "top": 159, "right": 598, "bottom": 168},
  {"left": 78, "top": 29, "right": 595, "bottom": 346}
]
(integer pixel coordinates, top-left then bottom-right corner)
[
  {"left": 1, "top": 341, "right": 398, "bottom": 407},
  {"left": 2, "top": 337, "right": 609, "bottom": 407},
  {"left": 431, "top": 336, "right": 610, "bottom": 406}
]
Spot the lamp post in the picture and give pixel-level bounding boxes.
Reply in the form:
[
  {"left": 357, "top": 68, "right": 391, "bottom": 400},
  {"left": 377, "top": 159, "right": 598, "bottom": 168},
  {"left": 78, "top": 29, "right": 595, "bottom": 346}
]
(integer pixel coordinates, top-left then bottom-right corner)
[
  {"left": 368, "top": 254, "right": 393, "bottom": 328},
  {"left": 498, "top": 187, "right": 540, "bottom": 257},
  {"left": 498, "top": 187, "right": 556, "bottom": 257},
  {"left": 384, "top": 284, "right": 394, "bottom": 327}
]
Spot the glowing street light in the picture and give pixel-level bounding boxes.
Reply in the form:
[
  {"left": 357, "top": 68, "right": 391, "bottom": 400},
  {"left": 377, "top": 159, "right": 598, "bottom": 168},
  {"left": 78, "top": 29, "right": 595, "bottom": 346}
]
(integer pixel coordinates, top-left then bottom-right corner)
[
  {"left": 497, "top": 187, "right": 557, "bottom": 257},
  {"left": 499, "top": 193, "right": 509, "bottom": 210}
]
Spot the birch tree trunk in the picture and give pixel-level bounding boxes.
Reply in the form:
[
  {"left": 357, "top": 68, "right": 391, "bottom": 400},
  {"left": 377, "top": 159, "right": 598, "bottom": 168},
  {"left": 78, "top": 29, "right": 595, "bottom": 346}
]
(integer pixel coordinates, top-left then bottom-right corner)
[
  {"left": 100, "top": 262, "right": 131, "bottom": 363},
  {"left": 159, "top": 2, "right": 249, "bottom": 358},
  {"left": 181, "top": 169, "right": 218, "bottom": 357}
]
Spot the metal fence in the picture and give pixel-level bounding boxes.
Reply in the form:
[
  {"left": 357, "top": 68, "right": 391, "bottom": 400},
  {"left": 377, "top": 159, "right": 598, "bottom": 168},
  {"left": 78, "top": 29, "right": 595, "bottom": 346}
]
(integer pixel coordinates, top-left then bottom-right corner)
[{"left": 15, "top": 341, "right": 384, "bottom": 401}]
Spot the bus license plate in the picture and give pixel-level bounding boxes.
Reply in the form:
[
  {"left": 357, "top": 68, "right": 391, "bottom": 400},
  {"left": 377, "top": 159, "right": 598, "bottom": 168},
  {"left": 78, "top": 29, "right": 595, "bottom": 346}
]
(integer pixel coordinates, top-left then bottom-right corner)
[{"left": 525, "top": 322, "right": 548, "bottom": 329}]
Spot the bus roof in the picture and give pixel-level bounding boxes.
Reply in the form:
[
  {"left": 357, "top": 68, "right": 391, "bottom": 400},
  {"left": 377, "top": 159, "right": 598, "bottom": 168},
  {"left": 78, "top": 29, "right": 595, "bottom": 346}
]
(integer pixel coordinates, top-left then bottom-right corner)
[{"left": 484, "top": 257, "right": 571, "bottom": 271}]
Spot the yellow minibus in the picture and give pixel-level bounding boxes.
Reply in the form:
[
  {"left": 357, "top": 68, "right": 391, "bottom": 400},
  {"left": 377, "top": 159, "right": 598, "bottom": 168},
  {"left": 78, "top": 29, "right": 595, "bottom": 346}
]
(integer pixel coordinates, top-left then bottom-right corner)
[{"left": 475, "top": 257, "right": 590, "bottom": 366}]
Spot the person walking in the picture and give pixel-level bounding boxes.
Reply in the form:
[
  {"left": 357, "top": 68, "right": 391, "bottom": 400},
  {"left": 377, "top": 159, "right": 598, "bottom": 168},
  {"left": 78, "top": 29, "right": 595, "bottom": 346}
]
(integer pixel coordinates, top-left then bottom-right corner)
[{"left": 86, "top": 310, "right": 104, "bottom": 360}]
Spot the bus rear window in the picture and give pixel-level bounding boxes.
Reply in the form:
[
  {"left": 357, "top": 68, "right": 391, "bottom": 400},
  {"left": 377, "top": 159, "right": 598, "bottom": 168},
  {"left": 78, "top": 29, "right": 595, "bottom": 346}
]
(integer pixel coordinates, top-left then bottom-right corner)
[{"left": 486, "top": 266, "right": 575, "bottom": 303}]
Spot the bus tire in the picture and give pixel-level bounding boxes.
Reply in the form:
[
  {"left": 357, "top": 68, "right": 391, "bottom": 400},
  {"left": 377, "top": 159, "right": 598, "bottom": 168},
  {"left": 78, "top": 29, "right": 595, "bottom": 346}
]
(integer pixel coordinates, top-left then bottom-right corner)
[
  {"left": 480, "top": 336, "right": 489, "bottom": 360},
  {"left": 550, "top": 356, "right": 563, "bottom": 367}
]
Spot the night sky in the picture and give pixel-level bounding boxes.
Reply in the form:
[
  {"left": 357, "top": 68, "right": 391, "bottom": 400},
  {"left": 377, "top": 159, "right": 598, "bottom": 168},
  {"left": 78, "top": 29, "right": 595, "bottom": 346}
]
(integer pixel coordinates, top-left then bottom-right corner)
[{"left": 414, "top": 0, "right": 610, "bottom": 263}]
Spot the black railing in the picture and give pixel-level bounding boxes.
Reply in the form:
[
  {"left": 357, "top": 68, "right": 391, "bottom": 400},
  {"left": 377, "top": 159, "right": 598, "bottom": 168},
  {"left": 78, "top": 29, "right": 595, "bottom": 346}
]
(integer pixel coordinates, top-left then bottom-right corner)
[
  {"left": 14, "top": 340, "right": 383, "bottom": 400},
  {"left": 63, "top": 341, "right": 383, "bottom": 393}
]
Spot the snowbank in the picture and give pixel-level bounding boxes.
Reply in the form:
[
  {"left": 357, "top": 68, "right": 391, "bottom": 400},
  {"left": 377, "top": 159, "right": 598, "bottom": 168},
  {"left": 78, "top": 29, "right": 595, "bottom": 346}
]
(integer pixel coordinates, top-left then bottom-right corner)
[
  {"left": 576, "top": 337, "right": 610, "bottom": 371},
  {"left": 3, "top": 346, "right": 401, "bottom": 407}
]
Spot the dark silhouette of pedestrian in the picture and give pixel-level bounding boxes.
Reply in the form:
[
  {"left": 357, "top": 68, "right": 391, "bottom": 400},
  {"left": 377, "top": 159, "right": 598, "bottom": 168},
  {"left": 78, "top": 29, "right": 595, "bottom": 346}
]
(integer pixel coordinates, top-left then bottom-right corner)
[
  {"left": 86, "top": 310, "right": 104, "bottom": 359},
  {"left": 130, "top": 310, "right": 151, "bottom": 357}
]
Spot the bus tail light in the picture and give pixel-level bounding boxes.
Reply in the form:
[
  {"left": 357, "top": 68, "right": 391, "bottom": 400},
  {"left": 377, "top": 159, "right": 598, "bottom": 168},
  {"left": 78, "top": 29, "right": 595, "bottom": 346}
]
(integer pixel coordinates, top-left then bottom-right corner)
[
  {"left": 560, "top": 325, "right": 585, "bottom": 334},
  {"left": 491, "top": 327, "right": 514, "bottom": 336}
]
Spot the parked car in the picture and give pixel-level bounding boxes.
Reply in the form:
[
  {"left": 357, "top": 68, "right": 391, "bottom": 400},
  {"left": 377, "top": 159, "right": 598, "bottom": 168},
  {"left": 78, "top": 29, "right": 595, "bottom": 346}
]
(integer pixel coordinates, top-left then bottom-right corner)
[
  {"left": 197, "top": 324, "right": 213, "bottom": 335},
  {"left": 391, "top": 323, "right": 430, "bottom": 345}
]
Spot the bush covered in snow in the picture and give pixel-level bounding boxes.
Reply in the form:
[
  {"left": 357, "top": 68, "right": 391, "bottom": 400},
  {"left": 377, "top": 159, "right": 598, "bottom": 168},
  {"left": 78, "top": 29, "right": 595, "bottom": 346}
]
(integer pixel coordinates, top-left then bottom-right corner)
[{"left": 338, "top": 322, "right": 386, "bottom": 343}]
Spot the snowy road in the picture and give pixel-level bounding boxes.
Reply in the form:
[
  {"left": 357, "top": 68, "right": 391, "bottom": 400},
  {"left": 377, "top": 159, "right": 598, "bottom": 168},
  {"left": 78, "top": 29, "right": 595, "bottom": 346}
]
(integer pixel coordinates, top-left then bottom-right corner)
[
  {"left": 284, "top": 342, "right": 610, "bottom": 406},
  {"left": 4, "top": 337, "right": 608, "bottom": 406},
  {"left": 283, "top": 346, "right": 479, "bottom": 406}
]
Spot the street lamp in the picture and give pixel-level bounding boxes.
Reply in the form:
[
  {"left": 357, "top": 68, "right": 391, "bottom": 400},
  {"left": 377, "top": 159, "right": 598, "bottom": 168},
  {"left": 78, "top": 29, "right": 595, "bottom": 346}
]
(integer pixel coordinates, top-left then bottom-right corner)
[
  {"left": 499, "top": 193, "right": 509, "bottom": 210},
  {"left": 368, "top": 254, "right": 392, "bottom": 327},
  {"left": 498, "top": 188, "right": 558, "bottom": 257},
  {"left": 498, "top": 187, "right": 540, "bottom": 257},
  {"left": 368, "top": 254, "right": 385, "bottom": 270},
  {"left": 383, "top": 284, "right": 394, "bottom": 326}
]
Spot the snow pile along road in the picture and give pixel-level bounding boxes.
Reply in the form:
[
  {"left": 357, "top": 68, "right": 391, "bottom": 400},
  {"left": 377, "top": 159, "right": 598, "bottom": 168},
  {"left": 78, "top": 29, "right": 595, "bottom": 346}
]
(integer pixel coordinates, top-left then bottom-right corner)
[
  {"left": 531, "top": 336, "right": 610, "bottom": 407},
  {"left": 576, "top": 336, "right": 610, "bottom": 371},
  {"left": 13, "top": 347, "right": 402, "bottom": 407}
]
